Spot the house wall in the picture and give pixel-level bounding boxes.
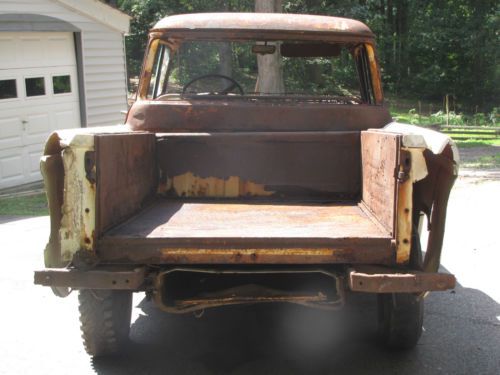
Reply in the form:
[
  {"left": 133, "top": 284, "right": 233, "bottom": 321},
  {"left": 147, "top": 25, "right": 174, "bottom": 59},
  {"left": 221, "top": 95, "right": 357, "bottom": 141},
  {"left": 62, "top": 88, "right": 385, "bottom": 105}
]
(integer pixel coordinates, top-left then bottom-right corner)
[{"left": 0, "top": 0, "right": 129, "bottom": 127}]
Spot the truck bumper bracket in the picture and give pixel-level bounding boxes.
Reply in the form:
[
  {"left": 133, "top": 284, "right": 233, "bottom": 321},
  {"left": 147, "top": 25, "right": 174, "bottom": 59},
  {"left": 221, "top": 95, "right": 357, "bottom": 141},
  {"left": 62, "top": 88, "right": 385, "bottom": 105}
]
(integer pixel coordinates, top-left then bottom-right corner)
[
  {"left": 348, "top": 266, "right": 455, "bottom": 293},
  {"left": 34, "top": 267, "right": 146, "bottom": 290}
]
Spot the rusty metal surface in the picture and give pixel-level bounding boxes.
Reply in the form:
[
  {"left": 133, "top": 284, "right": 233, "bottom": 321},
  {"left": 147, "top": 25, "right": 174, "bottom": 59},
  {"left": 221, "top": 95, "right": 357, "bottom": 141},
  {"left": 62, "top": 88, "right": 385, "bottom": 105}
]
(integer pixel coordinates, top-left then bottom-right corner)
[
  {"left": 98, "top": 200, "right": 393, "bottom": 264},
  {"left": 348, "top": 267, "right": 456, "bottom": 293},
  {"left": 40, "top": 154, "right": 64, "bottom": 268},
  {"left": 152, "top": 13, "right": 374, "bottom": 41},
  {"left": 156, "top": 131, "right": 360, "bottom": 200},
  {"left": 97, "top": 245, "right": 394, "bottom": 265},
  {"left": 360, "top": 131, "right": 401, "bottom": 236},
  {"left": 95, "top": 133, "right": 157, "bottom": 234},
  {"left": 126, "top": 100, "right": 392, "bottom": 132},
  {"left": 153, "top": 267, "right": 345, "bottom": 313},
  {"left": 414, "top": 146, "right": 458, "bottom": 272},
  {"left": 34, "top": 267, "right": 146, "bottom": 290},
  {"left": 156, "top": 285, "right": 336, "bottom": 313},
  {"left": 104, "top": 200, "right": 389, "bottom": 239}
]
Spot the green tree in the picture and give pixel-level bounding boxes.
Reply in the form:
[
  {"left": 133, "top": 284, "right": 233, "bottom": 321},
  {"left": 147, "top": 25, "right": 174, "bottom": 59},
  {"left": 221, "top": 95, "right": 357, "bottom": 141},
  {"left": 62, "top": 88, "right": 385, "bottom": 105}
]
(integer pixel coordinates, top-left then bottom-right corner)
[{"left": 114, "top": 0, "right": 499, "bottom": 112}]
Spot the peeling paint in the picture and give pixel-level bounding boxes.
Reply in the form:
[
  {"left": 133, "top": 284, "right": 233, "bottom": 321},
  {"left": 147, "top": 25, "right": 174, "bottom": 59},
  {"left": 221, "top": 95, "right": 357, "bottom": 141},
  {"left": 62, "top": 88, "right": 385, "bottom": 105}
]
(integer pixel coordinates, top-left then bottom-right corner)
[
  {"left": 396, "top": 147, "right": 427, "bottom": 264},
  {"left": 166, "top": 171, "right": 274, "bottom": 198},
  {"left": 59, "top": 134, "right": 96, "bottom": 262}
]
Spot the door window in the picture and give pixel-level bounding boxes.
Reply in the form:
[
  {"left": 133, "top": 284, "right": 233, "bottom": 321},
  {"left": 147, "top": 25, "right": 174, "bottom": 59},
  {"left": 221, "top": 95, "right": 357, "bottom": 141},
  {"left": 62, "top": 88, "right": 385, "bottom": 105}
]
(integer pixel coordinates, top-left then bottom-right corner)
[
  {"left": 0, "top": 79, "right": 17, "bottom": 100},
  {"left": 25, "top": 77, "right": 46, "bottom": 97},
  {"left": 52, "top": 75, "right": 71, "bottom": 94}
]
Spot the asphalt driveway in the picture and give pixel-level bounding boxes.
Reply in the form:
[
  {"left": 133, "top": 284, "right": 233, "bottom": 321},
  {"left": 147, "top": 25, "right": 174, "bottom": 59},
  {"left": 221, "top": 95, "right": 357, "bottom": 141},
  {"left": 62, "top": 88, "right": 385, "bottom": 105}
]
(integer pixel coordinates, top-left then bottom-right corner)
[{"left": 0, "top": 172, "right": 498, "bottom": 375}]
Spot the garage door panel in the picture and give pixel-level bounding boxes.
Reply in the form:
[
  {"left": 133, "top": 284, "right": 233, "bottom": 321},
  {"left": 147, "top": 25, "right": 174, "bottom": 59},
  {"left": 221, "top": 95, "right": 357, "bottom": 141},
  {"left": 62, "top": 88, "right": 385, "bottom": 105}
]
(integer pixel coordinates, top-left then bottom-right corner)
[
  {"left": 47, "top": 35, "right": 75, "bottom": 66},
  {"left": 0, "top": 37, "right": 17, "bottom": 69},
  {"left": 0, "top": 151, "right": 24, "bottom": 181},
  {"left": 54, "top": 109, "right": 79, "bottom": 130},
  {"left": 20, "top": 36, "right": 45, "bottom": 68},
  {"left": 27, "top": 148, "right": 43, "bottom": 179},
  {"left": 0, "top": 117, "right": 23, "bottom": 150},
  {"left": 24, "top": 113, "right": 51, "bottom": 145}
]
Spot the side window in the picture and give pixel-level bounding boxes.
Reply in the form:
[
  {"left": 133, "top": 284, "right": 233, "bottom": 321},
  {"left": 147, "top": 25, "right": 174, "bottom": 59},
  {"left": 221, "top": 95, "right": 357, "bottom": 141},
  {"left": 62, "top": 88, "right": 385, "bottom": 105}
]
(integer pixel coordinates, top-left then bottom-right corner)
[
  {"left": 0, "top": 79, "right": 17, "bottom": 100},
  {"left": 147, "top": 44, "right": 170, "bottom": 99},
  {"left": 354, "top": 45, "right": 375, "bottom": 104},
  {"left": 53, "top": 75, "right": 71, "bottom": 94},
  {"left": 25, "top": 77, "right": 46, "bottom": 97}
]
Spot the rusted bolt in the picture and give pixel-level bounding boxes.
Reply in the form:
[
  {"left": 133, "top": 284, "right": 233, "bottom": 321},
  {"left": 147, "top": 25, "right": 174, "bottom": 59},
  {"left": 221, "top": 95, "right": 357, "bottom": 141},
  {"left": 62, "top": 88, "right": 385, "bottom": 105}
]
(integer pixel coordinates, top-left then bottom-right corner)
[
  {"left": 404, "top": 208, "right": 410, "bottom": 214},
  {"left": 403, "top": 238, "right": 409, "bottom": 244},
  {"left": 112, "top": 280, "right": 117, "bottom": 285},
  {"left": 84, "top": 237, "right": 91, "bottom": 245},
  {"left": 85, "top": 208, "right": 90, "bottom": 214}
]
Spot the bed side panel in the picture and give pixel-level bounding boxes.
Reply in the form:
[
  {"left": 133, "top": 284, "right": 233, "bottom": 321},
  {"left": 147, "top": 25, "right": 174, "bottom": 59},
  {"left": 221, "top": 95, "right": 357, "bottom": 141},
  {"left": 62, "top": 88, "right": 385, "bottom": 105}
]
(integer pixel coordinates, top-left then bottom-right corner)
[
  {"left": 96, "top": 133, "right": 157, "bottom": 234},
  {"left": 360, "top": 131, "right": 400, "bottom": 236}
]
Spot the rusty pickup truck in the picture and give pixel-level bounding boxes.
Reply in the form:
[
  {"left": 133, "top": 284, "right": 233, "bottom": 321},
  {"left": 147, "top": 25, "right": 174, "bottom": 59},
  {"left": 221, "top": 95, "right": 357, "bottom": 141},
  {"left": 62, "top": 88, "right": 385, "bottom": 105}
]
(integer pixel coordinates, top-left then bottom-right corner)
[{"left": 35, "top": 13, "right": 458, "bottom": 356}]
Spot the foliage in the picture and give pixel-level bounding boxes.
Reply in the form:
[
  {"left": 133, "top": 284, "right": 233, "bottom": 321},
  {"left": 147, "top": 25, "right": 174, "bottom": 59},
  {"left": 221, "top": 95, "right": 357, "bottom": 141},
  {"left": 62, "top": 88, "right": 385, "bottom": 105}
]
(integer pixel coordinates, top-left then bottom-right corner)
[
  {"left": 112, "top": 0, "right": 499, "bottom": 113},
  {"left": 391, "top": 107, "right": 498, "bottom": 127}
]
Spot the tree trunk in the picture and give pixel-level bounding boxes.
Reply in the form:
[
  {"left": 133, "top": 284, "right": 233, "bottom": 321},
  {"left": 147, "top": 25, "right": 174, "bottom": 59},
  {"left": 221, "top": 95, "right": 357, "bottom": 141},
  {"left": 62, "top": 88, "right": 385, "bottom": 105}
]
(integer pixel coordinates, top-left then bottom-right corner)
[
  {"left": 255, "top": 0, "right": 284, "bottom": 94},
  {"left": 217, "top": 1, "right": 232, "bottom": 81},
  {"left": 218, "top": 42, "right": 232, "bottom": 77}
]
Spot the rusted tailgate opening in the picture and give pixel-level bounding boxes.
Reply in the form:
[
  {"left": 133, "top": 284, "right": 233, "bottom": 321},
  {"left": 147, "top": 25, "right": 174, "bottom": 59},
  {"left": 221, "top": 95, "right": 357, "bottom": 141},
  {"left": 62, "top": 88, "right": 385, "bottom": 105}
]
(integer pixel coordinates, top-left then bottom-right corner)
[{"left": 95, "top": 130, "right": 401, "bottom": 265}]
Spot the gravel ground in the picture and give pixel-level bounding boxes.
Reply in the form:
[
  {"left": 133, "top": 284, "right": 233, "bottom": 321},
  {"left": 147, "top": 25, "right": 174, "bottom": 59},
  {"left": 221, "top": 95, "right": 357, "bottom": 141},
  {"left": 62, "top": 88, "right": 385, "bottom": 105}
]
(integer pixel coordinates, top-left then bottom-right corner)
[{"left": 0, "top": 171, "right": 498, "bottom": 375}]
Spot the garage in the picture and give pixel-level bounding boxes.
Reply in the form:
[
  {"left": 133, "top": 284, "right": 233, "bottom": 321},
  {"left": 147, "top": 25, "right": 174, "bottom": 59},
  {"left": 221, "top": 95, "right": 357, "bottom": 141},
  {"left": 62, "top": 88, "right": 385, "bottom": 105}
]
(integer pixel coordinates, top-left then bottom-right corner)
[
  {"left": 0, "top": 0, "right": 130, "bottom": 190},
  {"left": 0, "top": 32, "right": 80, "bottom": 187}
]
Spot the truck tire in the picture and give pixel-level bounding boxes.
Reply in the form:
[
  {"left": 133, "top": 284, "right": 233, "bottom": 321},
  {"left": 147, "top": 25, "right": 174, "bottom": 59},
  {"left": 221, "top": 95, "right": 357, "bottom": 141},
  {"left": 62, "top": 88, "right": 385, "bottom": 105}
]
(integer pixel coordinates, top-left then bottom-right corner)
[
  {"left": 377, "top": 225, "right": 423, "bottom": 349},
  {"left": 78, "top": 289, "right": 132, "bottom": 357},
  {"left": 377, "top": 292, "right": 423, "bottom": 349}
]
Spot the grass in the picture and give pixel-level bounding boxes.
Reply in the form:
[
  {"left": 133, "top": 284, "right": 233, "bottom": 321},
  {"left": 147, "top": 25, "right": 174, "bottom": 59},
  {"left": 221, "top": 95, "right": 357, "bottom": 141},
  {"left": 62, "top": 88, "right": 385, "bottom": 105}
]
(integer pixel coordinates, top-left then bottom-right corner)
[
  {"left": 0, "top": 193, "right": 48, "bottom": 216},
  {"left": 455, "top": 139, "right": 500, "bottom": 147}
]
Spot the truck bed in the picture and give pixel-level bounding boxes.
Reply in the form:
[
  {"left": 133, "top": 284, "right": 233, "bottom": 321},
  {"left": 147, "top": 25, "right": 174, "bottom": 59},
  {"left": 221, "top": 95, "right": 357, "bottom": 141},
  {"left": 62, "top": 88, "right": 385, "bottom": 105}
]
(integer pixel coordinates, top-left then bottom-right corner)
[{"left": 98, "top": 200, "right": 394, "bottom": 265}]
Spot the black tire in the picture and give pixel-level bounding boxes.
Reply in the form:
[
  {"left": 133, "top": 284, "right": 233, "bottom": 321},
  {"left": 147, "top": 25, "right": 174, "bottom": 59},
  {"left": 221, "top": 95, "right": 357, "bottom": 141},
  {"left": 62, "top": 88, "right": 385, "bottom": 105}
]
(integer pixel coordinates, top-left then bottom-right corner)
[
  {"left": 377, "top": 293, "right": 423, "bottom": 349},
  {"left": 377, "top": 224, "right": 424, "bottom": 349},
  {"left": 78, "top": 289, "right": 132, "bottom": 357}
]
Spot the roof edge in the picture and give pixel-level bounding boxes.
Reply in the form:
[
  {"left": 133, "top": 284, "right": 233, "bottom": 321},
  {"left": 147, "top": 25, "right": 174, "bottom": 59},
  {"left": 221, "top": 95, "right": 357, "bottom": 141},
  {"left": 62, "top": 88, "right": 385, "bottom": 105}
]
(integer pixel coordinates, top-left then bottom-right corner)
[
  {"left": 55, "top": 0, "right": 130, "bottom": 33},
  {"left": 152, "top": 13, "right": 373, "bottom": 38}
]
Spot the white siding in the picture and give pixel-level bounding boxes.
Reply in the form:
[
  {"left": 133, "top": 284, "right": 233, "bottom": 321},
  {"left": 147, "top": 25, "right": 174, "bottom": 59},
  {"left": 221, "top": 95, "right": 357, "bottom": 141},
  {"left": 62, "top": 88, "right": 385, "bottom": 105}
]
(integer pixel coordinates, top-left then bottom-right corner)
[{"left": 0, "top": 0, "right": 129, "bottom": 127}]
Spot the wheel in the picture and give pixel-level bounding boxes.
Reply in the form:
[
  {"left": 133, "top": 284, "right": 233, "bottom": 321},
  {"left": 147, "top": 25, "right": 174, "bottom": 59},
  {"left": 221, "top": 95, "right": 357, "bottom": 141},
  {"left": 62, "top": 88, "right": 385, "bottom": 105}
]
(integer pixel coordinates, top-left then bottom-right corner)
[
  {"left": 78, "top": 289, "right": 132, "bottom": 357},
  {"left": 377, "top": 293, "right": 423, "bottom": 349},
  {"left": 377, "top": 225, "right": 424, "bottom": 349}
]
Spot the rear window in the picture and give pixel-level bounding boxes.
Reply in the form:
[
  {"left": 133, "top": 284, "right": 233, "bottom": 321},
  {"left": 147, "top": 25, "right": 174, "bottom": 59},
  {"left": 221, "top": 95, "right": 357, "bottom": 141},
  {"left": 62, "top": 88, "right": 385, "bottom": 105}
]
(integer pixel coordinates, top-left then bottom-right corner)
[{"left": 147, "top": 40, "right": 375, "bottom": 104}]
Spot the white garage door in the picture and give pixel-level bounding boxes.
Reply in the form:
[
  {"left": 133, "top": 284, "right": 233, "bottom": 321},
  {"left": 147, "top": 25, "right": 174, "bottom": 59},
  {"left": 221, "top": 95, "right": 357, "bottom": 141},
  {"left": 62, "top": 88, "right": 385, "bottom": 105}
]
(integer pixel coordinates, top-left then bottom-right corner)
[{"left": 0, "top": 32, "right": 81, "bottom": 189}]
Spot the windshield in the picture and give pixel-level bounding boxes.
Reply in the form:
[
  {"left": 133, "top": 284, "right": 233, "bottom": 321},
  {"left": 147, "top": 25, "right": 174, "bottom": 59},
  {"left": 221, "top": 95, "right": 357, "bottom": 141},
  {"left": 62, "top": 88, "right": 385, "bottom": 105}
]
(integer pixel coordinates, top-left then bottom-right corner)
[{"left": 147, "top": 40, "right": 375, "bottom": 104}]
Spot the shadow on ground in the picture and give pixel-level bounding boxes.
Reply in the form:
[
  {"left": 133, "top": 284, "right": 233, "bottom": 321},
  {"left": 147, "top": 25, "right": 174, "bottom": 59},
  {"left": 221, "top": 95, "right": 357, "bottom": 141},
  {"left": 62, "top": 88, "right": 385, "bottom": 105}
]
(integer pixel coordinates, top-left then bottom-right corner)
[{"left": 90, "top": 267, "right": 500, "bottom": 375}]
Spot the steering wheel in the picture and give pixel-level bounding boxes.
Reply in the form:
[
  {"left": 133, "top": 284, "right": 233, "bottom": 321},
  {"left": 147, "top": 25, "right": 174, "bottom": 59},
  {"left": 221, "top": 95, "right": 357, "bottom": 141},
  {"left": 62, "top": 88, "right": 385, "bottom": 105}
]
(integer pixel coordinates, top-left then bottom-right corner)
[{"left": 182, "top": 74, "right": 244, "bottom": 95}]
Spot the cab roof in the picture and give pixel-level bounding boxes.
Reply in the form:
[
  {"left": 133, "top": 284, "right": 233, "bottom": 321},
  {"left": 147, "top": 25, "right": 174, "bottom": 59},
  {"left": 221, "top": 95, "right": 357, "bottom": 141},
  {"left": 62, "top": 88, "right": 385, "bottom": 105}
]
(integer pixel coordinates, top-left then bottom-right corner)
[{"left": 152, "top": 13, "right": 374, "bottom": 42}]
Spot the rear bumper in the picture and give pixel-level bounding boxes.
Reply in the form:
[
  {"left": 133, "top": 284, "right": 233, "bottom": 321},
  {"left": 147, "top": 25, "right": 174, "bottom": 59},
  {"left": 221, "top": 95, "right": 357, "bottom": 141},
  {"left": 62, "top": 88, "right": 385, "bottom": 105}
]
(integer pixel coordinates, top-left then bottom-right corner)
[{"left": 34, "top": 265, "right": 455, "bottom": 294}]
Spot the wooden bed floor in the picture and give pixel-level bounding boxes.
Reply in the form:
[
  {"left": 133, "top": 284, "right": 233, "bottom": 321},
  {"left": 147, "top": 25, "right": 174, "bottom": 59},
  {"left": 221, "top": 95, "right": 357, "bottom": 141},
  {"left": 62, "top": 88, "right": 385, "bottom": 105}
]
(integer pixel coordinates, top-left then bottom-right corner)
[{"left": 104, "top": 200, "right": 390, "bottom": 240}]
